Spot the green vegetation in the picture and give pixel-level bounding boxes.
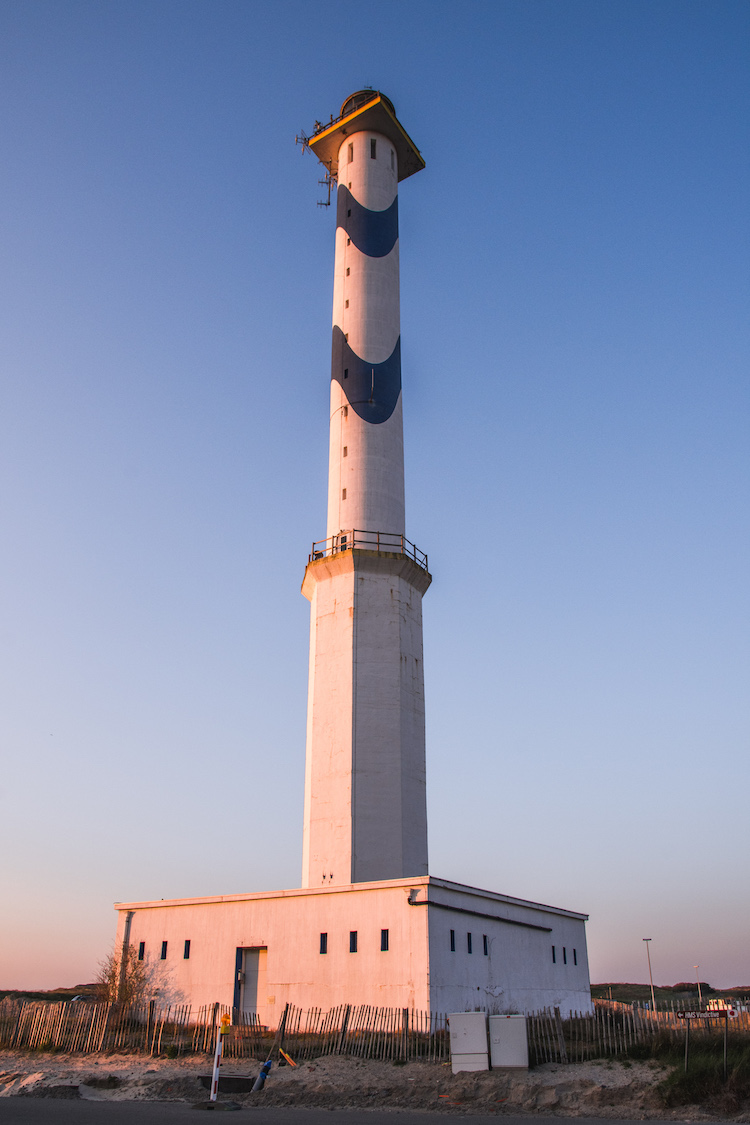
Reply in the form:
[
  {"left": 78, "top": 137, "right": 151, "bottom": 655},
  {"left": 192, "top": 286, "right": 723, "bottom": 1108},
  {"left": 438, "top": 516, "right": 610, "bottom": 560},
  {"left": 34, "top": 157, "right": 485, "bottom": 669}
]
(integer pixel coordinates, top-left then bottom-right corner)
[
  {"left": 623, "top": 1030, "right": 750, "bottom": 1112},
  {"left": 591, "top": 981, "right": 749, "bottom": 1005},
  {"left": 0, "top": 985, "right": 97, "bottom": 1003}
]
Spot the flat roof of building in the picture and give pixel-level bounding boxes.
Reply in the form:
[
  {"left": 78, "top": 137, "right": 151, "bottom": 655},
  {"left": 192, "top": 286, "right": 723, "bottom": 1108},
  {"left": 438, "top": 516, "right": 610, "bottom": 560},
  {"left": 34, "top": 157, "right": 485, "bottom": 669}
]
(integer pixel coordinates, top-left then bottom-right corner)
[{"left": 115, "top": 874, "right": 588, "bottom": 921}]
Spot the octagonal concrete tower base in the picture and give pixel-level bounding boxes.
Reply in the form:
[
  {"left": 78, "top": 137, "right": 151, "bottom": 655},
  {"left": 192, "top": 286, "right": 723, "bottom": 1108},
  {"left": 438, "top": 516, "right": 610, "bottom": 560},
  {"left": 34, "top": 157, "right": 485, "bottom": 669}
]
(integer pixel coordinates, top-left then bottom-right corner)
[{"left": 302, "top": 92, "right": 429, "bottom": 888}]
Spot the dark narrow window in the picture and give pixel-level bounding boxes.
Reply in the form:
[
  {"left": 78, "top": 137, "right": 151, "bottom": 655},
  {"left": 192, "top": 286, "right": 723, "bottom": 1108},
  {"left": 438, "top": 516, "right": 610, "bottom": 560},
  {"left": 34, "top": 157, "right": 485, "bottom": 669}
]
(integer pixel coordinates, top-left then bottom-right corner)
[
  {"left": 467, "top": 932, "right": 473, "bottom": 954},
  {"left": 344, "top": 368, "right": 348, "bottom": 379},
  {"left": 348, "top": 142, "right": 353, "bottom": 163},
  {"left": 344, "top": 333, "right": 348, "bottom": 341},
  {"left": 483, "top": 934, "right": 488, "bottom": 956},
  {"left": 346, "top": 267, "right": 350, "bottom": 276},
  {"left": 345, "top": 299, "right": 349, "bottom": 308},
  {"left": 138, "top": 942, "right": 145, "bottom": 961},
  {"left": 552, "top": 945, "right": 556, "bottom": 964},
  {"left": 573, "top": 948, "right": 578, "bottom": 966},
  {"left": 347, "top": 237, "right": 351, "bottom": 245},
  {"left": 343, "top": 446, "right": 348, "bottom": 457},
  {"left": 319, "top": 932, "right": 327, "bottom": 954},
  {"left": 390, "top": 149, "right": 394, "bottom": 170},
  {"left": 347, "top": 208, "right": 351, "bottom": 217},
  {"left": 160, "top": 941, "right": 168, "bottom": 960},
  {"left": 563, "top": 947, "right": 567, "bottom": 965},
  {"left": 342, "top": 488, "right": 346, "bottom": 500},
  {"left": 381, "top": 929, "right": 389, "bottom": 951},
  {"left": 370, "top": 138, "right": 376, "bottom": 159},
  {"left": 183, "top": 940, "right": 191, "bottom": 959},
  {"left": 450, "top": 929, "right": 455, "bottom": 952},
  {"left": 349, "top": 931, "right": 358, "bottom": 953},
  {"left": 343, "top": 406, "right": 348, "bottom": 418}
]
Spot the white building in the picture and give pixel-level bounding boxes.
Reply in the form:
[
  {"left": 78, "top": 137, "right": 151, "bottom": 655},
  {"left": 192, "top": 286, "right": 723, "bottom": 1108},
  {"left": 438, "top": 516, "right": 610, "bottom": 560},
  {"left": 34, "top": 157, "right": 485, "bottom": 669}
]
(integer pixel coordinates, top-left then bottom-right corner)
[{"left": 113, "top": 91, "right": 592, "bottom": 1020}]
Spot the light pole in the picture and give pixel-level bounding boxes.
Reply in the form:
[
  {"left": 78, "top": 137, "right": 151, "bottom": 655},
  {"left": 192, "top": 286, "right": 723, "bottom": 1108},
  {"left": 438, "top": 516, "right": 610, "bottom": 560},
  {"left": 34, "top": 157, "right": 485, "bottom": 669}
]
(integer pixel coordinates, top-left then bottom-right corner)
[
  {"left": 643, "top": 938, "right": 656, "bottom": 1011},
  {"left": 694, "top": 965, "right": 702, "bottom": 1005}
]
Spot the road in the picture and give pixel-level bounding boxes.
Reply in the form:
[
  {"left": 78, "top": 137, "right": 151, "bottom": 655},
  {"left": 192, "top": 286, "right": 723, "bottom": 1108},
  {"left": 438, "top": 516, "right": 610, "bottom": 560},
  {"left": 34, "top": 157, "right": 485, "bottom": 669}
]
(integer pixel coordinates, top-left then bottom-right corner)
[{"left": 0, "top": 1104, "right": 714, "bottom": 1125}]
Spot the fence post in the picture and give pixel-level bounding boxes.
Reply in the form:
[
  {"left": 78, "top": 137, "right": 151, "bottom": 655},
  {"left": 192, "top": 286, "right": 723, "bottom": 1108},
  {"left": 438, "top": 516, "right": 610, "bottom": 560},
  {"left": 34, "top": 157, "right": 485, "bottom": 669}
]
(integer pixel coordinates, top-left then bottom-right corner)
[
  {"left": 554, "top": 1007, "right": 569, "bottom": 1063},
  {"left": 336, "top": 1005, "right": 351, "bottom": 1055}
]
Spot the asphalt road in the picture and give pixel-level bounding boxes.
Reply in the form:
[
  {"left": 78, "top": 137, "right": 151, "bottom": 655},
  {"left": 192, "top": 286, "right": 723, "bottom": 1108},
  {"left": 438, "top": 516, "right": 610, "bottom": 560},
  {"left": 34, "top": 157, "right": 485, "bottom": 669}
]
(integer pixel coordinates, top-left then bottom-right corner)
[{"left": 0, "top": 1104, "right": 711, "bottom": 1125}]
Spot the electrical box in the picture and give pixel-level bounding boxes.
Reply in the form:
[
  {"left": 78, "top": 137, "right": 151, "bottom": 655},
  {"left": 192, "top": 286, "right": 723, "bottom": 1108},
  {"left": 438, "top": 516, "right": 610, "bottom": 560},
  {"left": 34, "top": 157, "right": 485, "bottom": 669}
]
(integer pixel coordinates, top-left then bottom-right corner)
[
  {"left": 448, "top": 1012, "right": 489, "bottom": 1073},
  {"left": 489, "top": 1014, "right": 529, "bottom": 1069}
]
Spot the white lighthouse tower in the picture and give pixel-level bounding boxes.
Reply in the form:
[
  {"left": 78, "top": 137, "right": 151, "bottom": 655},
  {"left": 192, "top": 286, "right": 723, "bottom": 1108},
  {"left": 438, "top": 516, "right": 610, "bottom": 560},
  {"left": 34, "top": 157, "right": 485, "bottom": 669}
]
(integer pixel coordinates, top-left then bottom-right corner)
[
  {"left": 112, "top": 92, "right": 592, "bottom": 1022},
  {"left": 301, "top": 91, "right": 430, "bottom": 888}
]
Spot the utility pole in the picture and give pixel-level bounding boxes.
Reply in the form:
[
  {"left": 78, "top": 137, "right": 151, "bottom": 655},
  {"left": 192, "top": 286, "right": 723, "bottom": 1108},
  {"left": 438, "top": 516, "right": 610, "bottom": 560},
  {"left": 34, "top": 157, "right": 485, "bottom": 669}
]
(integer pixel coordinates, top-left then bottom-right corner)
[{"left": 694, "top": 965, "right": 702, "bottom": 1005}]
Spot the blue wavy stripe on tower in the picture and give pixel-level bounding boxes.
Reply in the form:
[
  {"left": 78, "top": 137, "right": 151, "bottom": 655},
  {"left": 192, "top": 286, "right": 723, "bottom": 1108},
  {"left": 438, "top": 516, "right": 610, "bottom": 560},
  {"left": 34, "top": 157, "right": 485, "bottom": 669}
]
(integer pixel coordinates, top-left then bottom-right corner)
[
  {"left": 331, "top": 326, "right": 401, "bottom": 424},
  {"left": 336, "top": 185, "right": 398, "bottom": 258}
]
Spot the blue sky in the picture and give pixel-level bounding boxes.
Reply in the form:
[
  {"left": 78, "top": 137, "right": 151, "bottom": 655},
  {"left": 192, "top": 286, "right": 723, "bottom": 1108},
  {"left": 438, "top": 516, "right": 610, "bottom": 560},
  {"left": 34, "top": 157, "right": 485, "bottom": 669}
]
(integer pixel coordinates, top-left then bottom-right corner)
[{"left": 0, "top": 0, "right": 748, "bottom": 992}]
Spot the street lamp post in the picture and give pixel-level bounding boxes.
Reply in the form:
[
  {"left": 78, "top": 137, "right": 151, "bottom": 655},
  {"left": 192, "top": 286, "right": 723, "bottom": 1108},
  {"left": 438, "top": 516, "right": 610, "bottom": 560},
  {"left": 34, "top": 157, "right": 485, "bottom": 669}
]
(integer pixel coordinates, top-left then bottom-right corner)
[
  {"left": 694, "top": 965, "right": 702, "bottom": 1006},
  {"left": 643, "top": 938, "right": 656, "bottom": 1011}
]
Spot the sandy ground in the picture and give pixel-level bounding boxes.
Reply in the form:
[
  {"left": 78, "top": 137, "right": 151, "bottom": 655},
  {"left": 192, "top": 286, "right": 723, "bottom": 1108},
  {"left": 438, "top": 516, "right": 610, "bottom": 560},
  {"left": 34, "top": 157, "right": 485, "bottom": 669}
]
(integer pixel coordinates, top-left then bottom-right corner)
[{"left": 0, "top": 1050, "right": 747, "bottom": 1120}]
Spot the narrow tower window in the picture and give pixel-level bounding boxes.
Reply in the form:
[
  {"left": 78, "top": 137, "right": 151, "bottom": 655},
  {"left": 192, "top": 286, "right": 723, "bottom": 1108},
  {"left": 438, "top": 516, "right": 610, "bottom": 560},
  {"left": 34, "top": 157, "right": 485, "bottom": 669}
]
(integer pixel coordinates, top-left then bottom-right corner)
[
  {"left": 184, "top": 940, "right": 191, "bottom": 959},
  {"left": 483, "top": 934, "right": 488, "bottom": 956},
  {"left": 467, "top": 932, "right": 473, "bottom": 954},
  {"left": 343, "top": 368, "right": 348, "bottom": 379},
  {"left": 450, "top": 929, "right": 455, "bottom": 952},
  {"left": 563, "top": 947, "right": 567, "bottom": 964},
  {"left": 345, "top": 299, "right": 349, "bottom": 308},
  {"left": 390, "top": 149, "right": 394, "bottom": 170},
  {"left": 573, "top": 948, "right": 578, "bottom": 965},
  {"left": 552, "top": 945, "right": 556, "bottom": 964},
  {"left": 349, "top": 931, "right": 358, "bottom": 953},
  {"left": 346, "top": 267, "right": 350, "bottom": 276},
  {"left": 343, "top": 446, "right": 348, "bottom": 457},
  {"left": 160, "top": 941, "right": 168, "bottom": 960},
  {"left": 348, "top": 142, "right": 353, "bottom": 163},
  {"left": 370, "top": 138, "right": 376, "bottom": 159},
  {"left": 381, "top": 929, "right": 389, "bottom": 951},
  {"left": 343, "top": 406, "right": 348, "bottom": 418},
  {"left": 138, "top": 942, "right": 145, "bottom": 961},
  {"left": 347, "top": 237, "right": 351, "bottom": 245},
  {"left": 319, "top": 932, "right": 327, "bottom": 954},
  {"left": 342, "top": 488, "right": 346, "bottom": 500}
]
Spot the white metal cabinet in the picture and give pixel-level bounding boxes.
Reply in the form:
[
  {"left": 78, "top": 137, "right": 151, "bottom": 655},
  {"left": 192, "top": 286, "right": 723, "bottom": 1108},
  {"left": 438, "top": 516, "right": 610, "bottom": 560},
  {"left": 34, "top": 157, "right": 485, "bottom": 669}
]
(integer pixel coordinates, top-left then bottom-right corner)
[
  {"left": 489, "top": 1014, "right": 529, "bottom": 1069},
  {"left": 448, "top": 1011, "right": 489, "bottom": 1073}
]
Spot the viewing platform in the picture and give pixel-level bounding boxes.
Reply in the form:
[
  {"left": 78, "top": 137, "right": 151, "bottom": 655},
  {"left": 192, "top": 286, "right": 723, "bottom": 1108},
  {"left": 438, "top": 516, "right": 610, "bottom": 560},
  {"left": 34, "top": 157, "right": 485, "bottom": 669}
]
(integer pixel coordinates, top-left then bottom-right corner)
[{"left": 309, "top": 529, "right": 428, "bottom": 572}]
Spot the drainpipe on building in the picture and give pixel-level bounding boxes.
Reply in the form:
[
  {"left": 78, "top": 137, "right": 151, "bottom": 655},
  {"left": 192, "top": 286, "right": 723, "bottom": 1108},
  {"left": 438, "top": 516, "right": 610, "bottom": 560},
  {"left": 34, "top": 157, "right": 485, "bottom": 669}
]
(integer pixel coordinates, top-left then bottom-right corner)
[{"left": 117, "top": 911, "right": 134, "bottom": 1001}]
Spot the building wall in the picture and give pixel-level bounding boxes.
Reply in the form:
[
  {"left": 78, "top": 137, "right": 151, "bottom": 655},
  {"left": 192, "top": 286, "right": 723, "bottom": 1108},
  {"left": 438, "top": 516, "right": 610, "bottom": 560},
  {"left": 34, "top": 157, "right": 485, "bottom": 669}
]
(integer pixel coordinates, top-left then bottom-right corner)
[
  {"left": 423, "top": 880, "right": 592, "bottom": 1017},
  {"left": 115, "top": 879, "right": 431, "bottom": 1025},
  {"left": 114, "top": 877, "right": 591, "bottom": 1023}
]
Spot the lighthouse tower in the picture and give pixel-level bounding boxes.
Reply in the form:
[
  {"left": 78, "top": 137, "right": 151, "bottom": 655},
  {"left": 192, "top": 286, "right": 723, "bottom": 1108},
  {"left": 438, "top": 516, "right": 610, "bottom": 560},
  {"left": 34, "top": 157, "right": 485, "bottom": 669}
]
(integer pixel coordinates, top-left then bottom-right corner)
[
  {"left": 301, "top": 91, "right": 430, "bottom": 887},
  {"left": 111, "top": 92, "right": 592, "bottom": 1023}
]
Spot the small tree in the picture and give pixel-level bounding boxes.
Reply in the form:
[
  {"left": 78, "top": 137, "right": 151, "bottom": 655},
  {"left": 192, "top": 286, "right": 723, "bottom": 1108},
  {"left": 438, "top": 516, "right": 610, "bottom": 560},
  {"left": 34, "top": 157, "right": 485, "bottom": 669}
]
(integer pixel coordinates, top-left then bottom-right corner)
[{"left": 95, "top": 945, "right": 153, "bottom": 1004}]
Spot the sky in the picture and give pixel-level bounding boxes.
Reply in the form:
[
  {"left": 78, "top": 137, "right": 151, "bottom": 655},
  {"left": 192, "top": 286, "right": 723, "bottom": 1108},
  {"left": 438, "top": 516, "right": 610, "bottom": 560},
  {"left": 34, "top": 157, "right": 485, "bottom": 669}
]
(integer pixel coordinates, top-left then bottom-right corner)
[{"left": 0, "top": 0, "right": 747, "bottom": 994}]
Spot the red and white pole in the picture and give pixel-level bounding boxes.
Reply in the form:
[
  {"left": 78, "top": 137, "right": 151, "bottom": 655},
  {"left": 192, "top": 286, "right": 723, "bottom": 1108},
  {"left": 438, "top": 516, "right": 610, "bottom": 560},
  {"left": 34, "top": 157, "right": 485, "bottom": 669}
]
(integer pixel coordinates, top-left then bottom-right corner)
[{"left": 209, "top": 1013, "right": 231, "bottom": 1102}]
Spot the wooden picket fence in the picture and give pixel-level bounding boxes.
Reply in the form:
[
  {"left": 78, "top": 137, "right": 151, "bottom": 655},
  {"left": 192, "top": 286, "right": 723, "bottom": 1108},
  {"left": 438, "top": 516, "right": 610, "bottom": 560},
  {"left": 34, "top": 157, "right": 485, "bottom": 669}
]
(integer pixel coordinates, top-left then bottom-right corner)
[
  {"left": 0, "top": 998, "right": 449, "bottom": 1061},
  {"left": 529, "top": 1002, "right": 750, "bottom": 1065},
  {"left": 2, "top": 996, "right": 748, "bottom": 1064}
]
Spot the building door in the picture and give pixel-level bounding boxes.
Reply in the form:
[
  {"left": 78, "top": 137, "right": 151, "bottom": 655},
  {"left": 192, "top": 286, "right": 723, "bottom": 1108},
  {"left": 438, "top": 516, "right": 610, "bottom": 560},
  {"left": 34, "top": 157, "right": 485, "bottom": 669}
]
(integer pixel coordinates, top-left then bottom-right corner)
[{"left": 237, "top": 947, "right": 267, "bottom": 1016}]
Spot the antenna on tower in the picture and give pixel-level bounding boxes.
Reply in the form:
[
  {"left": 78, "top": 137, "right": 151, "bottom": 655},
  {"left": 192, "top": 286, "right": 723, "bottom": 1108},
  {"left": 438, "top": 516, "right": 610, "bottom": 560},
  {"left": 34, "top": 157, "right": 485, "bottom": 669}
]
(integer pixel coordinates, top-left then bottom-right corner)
[
  {"left": 317, "top": 169, "right": 334, "bottom": 208},
  {"left": 298, "top": 128, "right": 334, "bottom": 207}
]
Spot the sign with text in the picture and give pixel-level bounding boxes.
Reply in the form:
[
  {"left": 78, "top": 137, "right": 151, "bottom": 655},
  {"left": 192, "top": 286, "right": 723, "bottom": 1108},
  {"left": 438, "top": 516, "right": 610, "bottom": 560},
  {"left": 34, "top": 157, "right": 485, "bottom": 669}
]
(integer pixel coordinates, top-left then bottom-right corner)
[{"left": 677, "top": 1010, "right": 730, "bottom": 1020}]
